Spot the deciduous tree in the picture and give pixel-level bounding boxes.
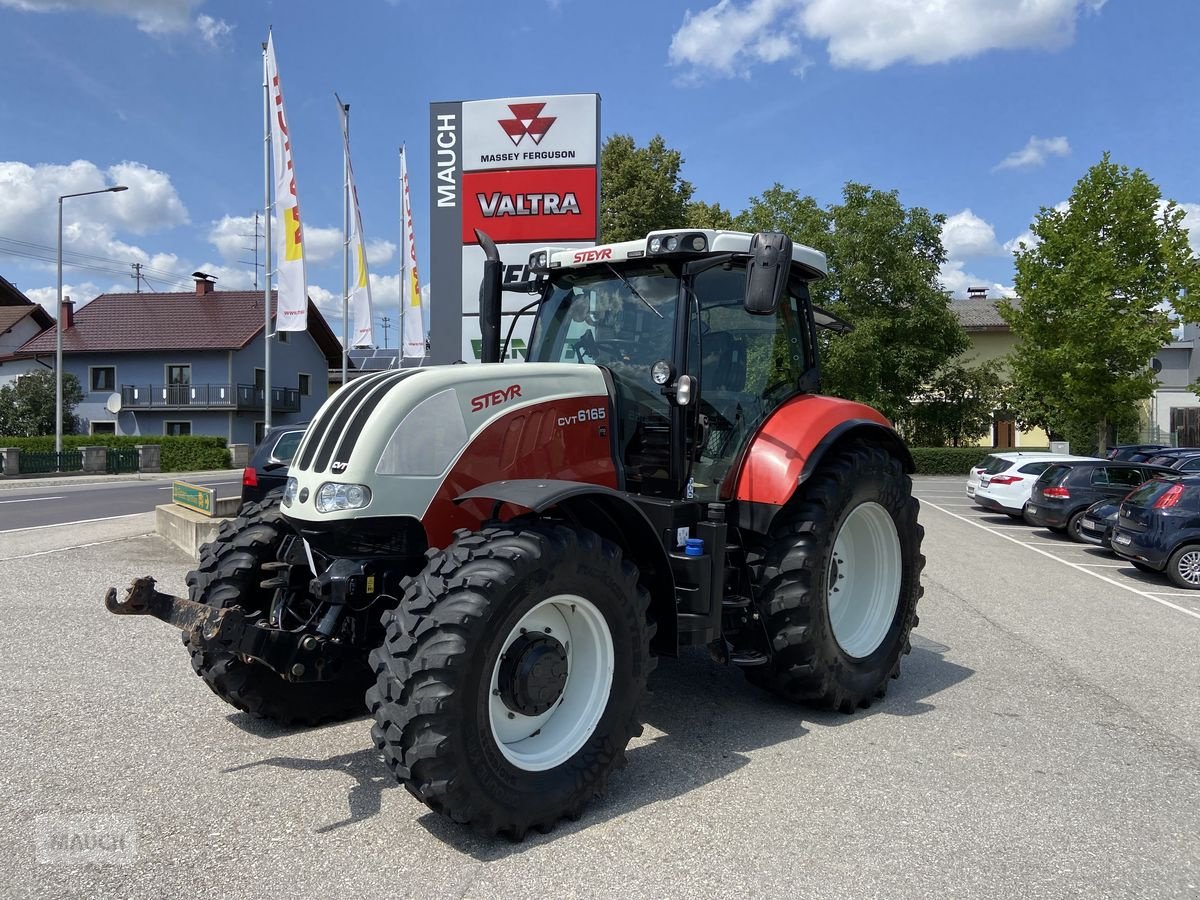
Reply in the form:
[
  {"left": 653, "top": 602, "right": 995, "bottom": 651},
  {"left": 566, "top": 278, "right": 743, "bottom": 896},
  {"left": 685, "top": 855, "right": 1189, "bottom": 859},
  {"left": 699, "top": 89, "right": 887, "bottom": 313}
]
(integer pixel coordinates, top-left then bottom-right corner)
[
  {"left": 1002, "top": 154, "right": 1200, "bottom": 454},
  {"left": 599, "top": 135, "right": 694, "bottom": 242},
  {"left": 0, "top": 369, "right": 83, "bottom": 437}
]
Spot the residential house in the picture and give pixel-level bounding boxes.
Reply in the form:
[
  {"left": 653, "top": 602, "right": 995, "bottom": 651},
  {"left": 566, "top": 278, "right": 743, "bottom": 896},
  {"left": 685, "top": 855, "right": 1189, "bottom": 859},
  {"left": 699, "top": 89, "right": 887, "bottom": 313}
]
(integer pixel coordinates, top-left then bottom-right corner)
[
  {"left": 0, "top": 274, "right": 54, "bottom": 386},
  {"left": 15, "top": 274, "right": 340, "bottom": 444},
  {"left": 1148, "top": 323, "right": 1200, "bottom": 445},
  {"left": 951, "top": 289, "right": 1049, "bottom": 448}
]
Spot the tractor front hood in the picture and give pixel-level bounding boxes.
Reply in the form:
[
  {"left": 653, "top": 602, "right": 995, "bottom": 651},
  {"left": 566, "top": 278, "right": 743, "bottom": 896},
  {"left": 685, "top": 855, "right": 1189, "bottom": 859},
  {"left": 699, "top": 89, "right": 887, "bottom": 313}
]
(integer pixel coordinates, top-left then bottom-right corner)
[{"left": 281, "top": 362, "right": 613, "bottom": 530}]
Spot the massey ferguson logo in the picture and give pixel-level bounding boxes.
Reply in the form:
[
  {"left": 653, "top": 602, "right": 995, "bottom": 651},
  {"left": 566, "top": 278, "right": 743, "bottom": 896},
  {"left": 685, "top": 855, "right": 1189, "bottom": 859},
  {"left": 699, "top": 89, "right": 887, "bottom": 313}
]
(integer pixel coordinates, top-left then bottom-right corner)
[
  {"left": 470, "top": 384, "right": 522, "bottom": 412},
  {"left": 498, "top": 102, "right": 556, "bottom": 146},
  {"left": 478, "top": 192, "right": 581, "bottom": 218}
]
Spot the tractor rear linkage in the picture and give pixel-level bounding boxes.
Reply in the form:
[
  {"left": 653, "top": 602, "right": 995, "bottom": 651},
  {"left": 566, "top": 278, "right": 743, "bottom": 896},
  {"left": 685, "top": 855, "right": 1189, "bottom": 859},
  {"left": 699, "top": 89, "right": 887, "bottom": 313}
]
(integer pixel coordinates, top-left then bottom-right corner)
[{"left": 104, "top": 577, "right": 351, "bottom": 683}]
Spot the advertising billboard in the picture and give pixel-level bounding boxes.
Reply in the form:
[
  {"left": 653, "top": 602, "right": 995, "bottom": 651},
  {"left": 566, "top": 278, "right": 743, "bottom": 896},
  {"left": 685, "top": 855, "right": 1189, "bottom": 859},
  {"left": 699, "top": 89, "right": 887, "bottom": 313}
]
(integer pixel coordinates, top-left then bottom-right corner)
[{"left": 428, "top": 93, "right": 601, "bottom": 364}]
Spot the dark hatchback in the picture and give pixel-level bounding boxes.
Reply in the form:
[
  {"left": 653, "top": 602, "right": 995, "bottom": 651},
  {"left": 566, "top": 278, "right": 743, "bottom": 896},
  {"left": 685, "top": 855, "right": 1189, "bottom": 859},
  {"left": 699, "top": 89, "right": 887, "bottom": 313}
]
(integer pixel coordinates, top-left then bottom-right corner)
[
  {"left": 241, "top": 423, "right": 308, "bottom": 505},
  {"left": 1024, "top": 460, "right": 1177, "bottom": 541},
  {"left": 1106, "top": 444, "right": 1171, "bottom": 462},
  {"left": 1110, "top": 476, "right": 1200, "bottom": 588},
  {"left": 1076, "top": 499, "right": 1122, "bottom": 549}
]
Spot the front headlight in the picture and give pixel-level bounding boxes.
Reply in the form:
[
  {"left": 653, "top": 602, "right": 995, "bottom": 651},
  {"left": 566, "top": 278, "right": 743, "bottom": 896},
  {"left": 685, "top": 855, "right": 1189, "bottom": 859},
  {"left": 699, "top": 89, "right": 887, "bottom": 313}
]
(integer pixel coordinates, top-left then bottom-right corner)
[
  {"left": 315, "top": 482, "right": 372, "bottom": 513},
  {"left": 282, "top": 476, "right": 298, "bottom": 507}
]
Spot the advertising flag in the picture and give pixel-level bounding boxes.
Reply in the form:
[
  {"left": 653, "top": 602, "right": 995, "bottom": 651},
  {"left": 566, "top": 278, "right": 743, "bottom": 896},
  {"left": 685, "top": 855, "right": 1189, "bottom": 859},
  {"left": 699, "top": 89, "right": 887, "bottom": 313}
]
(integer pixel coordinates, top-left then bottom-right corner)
[
  {"left": 339, "top": 100, "right": 374, "bottom": 347},
  {"left": 266, "top": 33, "right": 308, "bottom": 332},
  {"left": 400, "top": 145, "right": 425, "bottom": 358}
]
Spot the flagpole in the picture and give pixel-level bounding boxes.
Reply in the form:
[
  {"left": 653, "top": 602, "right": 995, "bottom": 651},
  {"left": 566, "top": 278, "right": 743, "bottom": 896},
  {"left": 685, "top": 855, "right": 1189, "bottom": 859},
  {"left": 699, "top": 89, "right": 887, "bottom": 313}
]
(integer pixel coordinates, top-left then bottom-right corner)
[
  {"left": 262, "top": 38, "right": 273, "bottom": 432},
  {"left": 398, "top": 144, "right": 405, "bottom": 366},
  {"left": 340, "top": 98, "right": 350, "bottom": 386}
]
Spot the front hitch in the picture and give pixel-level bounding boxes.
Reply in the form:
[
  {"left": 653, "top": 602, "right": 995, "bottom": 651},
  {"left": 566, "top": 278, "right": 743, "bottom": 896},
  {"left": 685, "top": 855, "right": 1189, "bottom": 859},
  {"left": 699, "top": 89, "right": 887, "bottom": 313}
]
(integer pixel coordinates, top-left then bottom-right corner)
[{"left": 104, "top": 576, "right": 352, "bottom": 682}]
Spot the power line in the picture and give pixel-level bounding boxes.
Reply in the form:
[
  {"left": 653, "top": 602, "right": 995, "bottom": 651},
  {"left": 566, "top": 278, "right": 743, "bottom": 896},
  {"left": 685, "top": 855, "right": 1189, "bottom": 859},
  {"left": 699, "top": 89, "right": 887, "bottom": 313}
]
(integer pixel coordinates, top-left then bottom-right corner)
[{"left": 0, "top": 236, "right": 195, "bottom": 289}]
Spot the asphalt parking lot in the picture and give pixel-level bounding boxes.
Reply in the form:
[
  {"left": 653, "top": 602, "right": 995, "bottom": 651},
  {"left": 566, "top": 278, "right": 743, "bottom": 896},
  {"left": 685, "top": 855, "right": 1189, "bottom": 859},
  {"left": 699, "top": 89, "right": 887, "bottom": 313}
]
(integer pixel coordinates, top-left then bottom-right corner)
[{"left": 0, "top": 475, "right": 1197, "bottom": 899}]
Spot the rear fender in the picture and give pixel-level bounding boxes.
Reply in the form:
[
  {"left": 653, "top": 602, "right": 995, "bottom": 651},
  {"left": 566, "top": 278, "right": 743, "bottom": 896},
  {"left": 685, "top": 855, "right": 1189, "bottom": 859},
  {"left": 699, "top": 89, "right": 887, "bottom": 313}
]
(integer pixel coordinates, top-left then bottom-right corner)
[
  {"left": 455, "top": 480, "right": 678, "bottom": 656},
  {"left": 729, "top": 395, "right": 913, "bottom": 535}
]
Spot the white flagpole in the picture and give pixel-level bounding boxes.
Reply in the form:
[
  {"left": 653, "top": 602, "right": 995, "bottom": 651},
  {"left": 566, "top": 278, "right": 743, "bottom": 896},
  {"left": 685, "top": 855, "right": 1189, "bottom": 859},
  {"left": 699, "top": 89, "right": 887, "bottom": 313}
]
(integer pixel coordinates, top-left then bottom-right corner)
[
  {"left": 262, "top": 38, "right": 273, "bottom": 431},
  {"left": 403, "top": 144, "right": 408, "bottom": 362},
  {"left": 339, "top": 96, "right": 350, "bottom": 386}
]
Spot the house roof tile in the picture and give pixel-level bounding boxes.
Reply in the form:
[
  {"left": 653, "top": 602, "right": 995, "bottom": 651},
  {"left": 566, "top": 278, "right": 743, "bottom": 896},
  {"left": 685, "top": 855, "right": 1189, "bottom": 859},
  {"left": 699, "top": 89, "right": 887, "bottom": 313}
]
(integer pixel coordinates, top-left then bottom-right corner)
[
  {"left": 16, "top": 290, "right": 341, "bottom": 363},
  {"left": 951, "top": 296, "right": 1016, "bottom": 330}
]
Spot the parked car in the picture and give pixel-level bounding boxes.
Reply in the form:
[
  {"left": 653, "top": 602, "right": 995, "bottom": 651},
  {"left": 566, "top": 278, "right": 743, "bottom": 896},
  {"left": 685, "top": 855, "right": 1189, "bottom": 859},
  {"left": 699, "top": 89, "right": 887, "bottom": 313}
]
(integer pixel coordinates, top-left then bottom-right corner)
[
  {"left": 1024, "top": 460, "right": 1178, "bottom": 541},
  {"left": 1110, "top": 475, "right": 1200, "bottom": 587},
  {"left": 1152, "top": 451, "right": 1200, "bottom": 473},
  {"left": 1141, "top": 448, "right": 1200, "bottom": 467},
  {"left": 1106, "top": 444, "right": 1171, "bottom": 461},
  {"left": 1076, "top": 499, "right": 1122, "bottom": 549},
  {"left": 966, "top": 451, "right": 1084, "bottom": 503},
  {"left": 973, "top": 454, "right": 1093, "bottom": 516},
  {"left": 241, "top": 422, "right": 309, "bottom": 505}
]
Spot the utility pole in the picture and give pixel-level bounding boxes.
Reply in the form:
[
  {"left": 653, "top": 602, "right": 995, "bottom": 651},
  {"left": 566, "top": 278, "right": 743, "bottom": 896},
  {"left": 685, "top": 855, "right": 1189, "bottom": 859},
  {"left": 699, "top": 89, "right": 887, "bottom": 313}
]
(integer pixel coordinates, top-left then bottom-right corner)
[
  {"left": 239, "top": 211, "right": 265, "bottom": 290},
  {"left": 380, "top": 315, "right": 391, "bottom": 349},
  {"left": 130, "top": 262, "right": 144, "bottom": 293}
]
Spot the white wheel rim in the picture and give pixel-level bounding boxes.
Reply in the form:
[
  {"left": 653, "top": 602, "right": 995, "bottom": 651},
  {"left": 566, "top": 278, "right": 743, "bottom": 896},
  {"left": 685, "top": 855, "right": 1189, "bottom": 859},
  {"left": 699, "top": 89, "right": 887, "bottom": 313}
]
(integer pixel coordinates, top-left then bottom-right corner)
[
  {"left": 828, "top": 501, "right": 902, "bottom": 658},
  {"left": 488, "top": 594, "right": 614, "bottom": 772}
]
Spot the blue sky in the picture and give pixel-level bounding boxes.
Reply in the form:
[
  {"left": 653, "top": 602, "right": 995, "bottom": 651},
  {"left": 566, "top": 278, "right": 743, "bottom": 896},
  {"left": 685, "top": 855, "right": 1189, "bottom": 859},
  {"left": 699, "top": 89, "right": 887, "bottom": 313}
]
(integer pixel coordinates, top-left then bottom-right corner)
[{"left": 2, "top": 0, "right": 1198, "bottom": 343}]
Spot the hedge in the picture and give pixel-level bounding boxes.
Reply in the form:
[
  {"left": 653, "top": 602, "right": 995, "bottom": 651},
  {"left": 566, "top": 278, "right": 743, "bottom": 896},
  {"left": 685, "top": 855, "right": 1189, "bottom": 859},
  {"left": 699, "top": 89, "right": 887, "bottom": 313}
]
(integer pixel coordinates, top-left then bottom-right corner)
[
  {"left": 0, "top": 435, "right": 231, "bottom": 472},
  {"left": 909, "top": 446, "right": 1051, "bottom": 475}
]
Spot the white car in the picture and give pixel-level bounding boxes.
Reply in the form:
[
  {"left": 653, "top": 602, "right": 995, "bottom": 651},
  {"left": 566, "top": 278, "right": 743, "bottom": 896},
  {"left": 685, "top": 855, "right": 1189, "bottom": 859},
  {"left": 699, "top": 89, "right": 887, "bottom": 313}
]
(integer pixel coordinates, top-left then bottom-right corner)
[
  {"left": 967, "top": 452, "right": 1062, "bottom": 501},
  {"left": 972, "top": 453, "right": 1094, "bottom": 516}
]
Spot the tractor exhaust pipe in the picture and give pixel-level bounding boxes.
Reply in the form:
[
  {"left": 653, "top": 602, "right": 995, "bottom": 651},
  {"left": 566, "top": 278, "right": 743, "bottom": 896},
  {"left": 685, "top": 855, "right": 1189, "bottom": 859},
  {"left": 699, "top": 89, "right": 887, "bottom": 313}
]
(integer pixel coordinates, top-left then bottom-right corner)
[{"left": 476, "top": 229, "right": 502, "bottom": 363}]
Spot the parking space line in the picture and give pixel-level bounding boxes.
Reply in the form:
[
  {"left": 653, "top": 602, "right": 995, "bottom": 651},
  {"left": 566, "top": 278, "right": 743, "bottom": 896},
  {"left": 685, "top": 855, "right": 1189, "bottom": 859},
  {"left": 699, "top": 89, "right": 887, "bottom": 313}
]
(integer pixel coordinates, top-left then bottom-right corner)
[
  {"left": 1076, "top": 563, "right": 1134, "bottom": 568},
  {"left": 0, "top": 535, "right": 153, "bottom": 562},
  {"left": 922, "top": 499, "right": 1200, "bottom": 622}
]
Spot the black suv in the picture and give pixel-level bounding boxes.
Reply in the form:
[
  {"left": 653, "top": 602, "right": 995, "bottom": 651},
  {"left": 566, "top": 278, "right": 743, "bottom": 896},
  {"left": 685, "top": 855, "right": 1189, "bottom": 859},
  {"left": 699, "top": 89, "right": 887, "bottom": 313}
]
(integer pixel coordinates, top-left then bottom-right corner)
[
  {"left": 1111, "top": 475, "right": 1200, "bottom": 588},
  {"left": 1025, "top": 460, "right": 1176, "bottom": 541},
  {"left": 241, "top": 423, "right": 308, "bottom": 505}
]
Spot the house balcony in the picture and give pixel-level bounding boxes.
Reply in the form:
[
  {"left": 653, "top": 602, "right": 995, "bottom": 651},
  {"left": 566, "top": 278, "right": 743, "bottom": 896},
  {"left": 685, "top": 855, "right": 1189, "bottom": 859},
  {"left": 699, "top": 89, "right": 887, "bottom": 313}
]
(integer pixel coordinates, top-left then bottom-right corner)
[{"left": 119, "top": 383, "right": 301, "bottom": 413}]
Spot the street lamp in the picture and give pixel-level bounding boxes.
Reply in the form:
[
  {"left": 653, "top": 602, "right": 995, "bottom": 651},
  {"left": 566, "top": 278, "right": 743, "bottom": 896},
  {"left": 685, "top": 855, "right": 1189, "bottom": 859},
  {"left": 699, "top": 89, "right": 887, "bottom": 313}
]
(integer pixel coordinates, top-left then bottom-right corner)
[{"left": 56, "top": 185, "right": 128, "bottom": 455}]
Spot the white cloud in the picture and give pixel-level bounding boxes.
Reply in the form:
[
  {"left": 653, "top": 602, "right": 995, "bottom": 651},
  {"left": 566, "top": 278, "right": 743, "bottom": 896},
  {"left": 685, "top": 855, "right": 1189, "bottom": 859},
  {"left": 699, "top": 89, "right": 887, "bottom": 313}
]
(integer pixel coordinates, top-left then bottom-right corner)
[
  {"left": 366, "top": 240, "right": 397, "bottom": 267},
  {"left": 941, "top": 209, "right": 1002, "bottom": 259},
  {"left": 669, "top": 0, "right": 805, "bottom": 79},
  {"left": 1175, "top": 202, "right": 1200, "bottom": 255},
  {"left": 993, "top": 136, "right": 1071, "bottom": 171},
  {"left": 195, "top": 13, "right": 232, "bottom": 46},
  {"left": 24, "top": 281, "right": 110, "bottom": 314},
  {"left": 1002, "top": 200, "right": 1070, "bottom": 254},
  {"left": 938, "top": 260, "right": 1013, "bottom": 300},
  {"left": 0, "top": 159, "right": 189, "bottom": 284},
  {"left": 669, "top": 0, "right": 1104, "bottom": 79},
  {"left": 1, "top": 1, "right": 233, "bottom": 44}
]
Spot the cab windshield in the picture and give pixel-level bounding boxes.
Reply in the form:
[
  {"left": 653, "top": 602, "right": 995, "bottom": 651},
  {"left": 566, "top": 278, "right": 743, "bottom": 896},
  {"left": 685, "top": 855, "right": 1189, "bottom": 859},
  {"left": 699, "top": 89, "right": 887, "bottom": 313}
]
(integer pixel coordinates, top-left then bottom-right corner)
[{"left": 527, "top": 264, "right": 679, "bottom": 370}]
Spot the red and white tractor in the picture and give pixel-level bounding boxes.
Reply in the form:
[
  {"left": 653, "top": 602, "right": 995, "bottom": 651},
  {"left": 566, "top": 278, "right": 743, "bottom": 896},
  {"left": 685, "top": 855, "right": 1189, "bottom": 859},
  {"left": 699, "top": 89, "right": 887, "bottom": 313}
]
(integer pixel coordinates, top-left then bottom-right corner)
[{"left": 107, "top": 228, "right": 923, "bottom": 839}]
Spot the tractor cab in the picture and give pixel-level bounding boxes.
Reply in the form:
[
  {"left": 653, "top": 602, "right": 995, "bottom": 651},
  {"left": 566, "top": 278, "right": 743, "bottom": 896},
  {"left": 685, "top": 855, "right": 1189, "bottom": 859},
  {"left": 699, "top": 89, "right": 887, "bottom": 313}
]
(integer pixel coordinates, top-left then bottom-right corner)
[{"left": 485, "top": 229, "right": 849, "bottom": 502}]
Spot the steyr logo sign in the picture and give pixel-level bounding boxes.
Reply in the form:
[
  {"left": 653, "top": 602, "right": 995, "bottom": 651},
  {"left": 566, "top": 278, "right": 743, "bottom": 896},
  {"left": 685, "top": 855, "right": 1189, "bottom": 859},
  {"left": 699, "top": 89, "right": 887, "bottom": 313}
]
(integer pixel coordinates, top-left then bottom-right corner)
[{"left": 498, "top": 103, "right": 556, "bottom": 147}]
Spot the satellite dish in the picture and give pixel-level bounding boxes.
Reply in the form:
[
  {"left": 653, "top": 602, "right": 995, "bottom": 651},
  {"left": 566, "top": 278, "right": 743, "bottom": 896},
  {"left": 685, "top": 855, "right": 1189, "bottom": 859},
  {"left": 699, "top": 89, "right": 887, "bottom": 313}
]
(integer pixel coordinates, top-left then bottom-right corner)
[
  {"left": 1150, "top": 358, "right": 1163, "bottom": 374},
  {"left": 105, "top": 392, "right": 123, "bottom": 414}
]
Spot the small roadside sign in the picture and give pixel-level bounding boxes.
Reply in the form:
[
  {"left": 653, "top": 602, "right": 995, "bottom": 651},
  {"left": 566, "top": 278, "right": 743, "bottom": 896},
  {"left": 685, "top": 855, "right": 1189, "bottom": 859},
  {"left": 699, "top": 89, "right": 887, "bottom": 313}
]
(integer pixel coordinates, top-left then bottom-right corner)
[{"left": 172, "top": 481, "right": 214, "bottom": 516}]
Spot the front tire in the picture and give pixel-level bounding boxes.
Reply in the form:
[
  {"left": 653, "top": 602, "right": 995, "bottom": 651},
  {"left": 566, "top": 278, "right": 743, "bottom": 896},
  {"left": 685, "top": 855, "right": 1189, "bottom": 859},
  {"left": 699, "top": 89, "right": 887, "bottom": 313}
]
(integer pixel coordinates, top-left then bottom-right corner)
[
  {"left": 367, "top": 522, "right": 654, "bottom": 839},
  {"left": 745, "top": 441, "right": 924, "bottom": 711},
  {"left": 185, "top": 497, "right": 372, "bottom": 725}
]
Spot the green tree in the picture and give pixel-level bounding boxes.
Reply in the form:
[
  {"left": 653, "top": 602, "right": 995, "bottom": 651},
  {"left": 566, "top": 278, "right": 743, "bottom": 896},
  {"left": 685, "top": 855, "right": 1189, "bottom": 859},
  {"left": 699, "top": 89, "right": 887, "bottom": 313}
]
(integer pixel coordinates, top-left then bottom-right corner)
[
  {"left": 899, "top": 361, "right": 1006, "bottom": 447},
  {"left": 733, "top": 183, "right": 966, "bottom": 421},
  {"left": 599, "top": 135, "right": 694, "bottom": 242},
  {"left": 1002, "top": 154, "right": 1200, "bottom": 455},
  {"left": 685, "top": 199, "right": 736, "bottom": 231},
  {"left": 0, "top": 369, "right": 83, "bottom": 436}
]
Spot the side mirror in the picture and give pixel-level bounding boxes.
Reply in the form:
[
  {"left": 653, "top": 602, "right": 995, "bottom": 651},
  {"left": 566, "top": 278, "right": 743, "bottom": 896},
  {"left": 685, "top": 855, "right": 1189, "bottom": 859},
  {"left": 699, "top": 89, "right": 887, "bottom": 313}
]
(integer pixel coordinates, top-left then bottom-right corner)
[{"left": 744, "top": 231, "right": 792, "bottom": 315}]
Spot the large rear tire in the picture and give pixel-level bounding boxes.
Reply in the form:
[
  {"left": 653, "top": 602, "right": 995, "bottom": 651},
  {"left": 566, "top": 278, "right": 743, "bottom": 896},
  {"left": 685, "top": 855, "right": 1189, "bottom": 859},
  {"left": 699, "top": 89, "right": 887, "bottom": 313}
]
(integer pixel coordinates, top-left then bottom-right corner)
[
  {"left": 745, "top": 441, "right": 924, "bottom": 711},
  {"left": 367, "top": 522, "right": 654, "bottom": 839},
  {"left": 185, "top": 497, "right": 372, "bottom": 725}
]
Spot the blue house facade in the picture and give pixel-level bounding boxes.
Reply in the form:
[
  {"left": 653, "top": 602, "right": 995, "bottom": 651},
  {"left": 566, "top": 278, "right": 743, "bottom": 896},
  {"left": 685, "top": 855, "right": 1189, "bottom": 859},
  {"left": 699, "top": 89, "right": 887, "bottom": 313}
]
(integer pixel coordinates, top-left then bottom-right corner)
[{"left": 16, "top": 277, "right": 340, "bottom": 445}]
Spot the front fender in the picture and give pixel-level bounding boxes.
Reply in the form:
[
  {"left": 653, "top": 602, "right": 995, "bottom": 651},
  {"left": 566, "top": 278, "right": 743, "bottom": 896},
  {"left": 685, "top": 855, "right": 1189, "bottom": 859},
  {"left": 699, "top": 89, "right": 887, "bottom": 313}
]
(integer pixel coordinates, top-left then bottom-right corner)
[{"left": 456, "top": 480, "right": 678, "bottom": 656}]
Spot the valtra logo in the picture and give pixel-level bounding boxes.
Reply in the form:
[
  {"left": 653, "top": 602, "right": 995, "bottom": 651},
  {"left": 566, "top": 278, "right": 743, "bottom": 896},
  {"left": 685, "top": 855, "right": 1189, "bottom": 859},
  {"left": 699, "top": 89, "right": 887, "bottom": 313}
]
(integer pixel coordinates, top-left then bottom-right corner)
[{"left": 498, "top": 103, "right": 556, "bottom": 147}]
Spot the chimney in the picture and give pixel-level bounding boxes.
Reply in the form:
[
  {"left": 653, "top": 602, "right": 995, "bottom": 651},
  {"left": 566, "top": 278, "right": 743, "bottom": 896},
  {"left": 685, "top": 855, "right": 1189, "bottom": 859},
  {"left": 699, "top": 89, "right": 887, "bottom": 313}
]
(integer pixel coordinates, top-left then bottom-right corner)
[
  {"left": 62, "top": 296, "right": 74, "bottom": 329},
  {"left": 192, "top": 271, "right": 217, "bottom": 296},
  {"left": 967, "top": 286, "right": 988, "bottom": 300}
]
